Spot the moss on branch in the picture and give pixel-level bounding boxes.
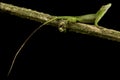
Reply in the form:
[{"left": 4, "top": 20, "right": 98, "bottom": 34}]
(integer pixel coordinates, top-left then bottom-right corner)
[{"left": 0, "top": 2, "right": 120, "bottom": 42}]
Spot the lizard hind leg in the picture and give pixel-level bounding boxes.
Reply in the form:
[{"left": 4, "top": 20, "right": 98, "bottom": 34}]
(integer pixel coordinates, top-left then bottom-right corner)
[
  {"left": 58, "top": 18, "right": 76, "bottom": 32},
  {"left": 58, "top": 16, "right": 78, "bottom": 32},
  {"left": 58, "top": 21, "right": 68, "bottom": 32}
]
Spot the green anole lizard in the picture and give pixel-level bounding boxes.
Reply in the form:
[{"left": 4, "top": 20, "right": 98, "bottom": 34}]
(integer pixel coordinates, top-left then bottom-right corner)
[{"left": 7, "top": 3, "right": 112, "bottom": 76}]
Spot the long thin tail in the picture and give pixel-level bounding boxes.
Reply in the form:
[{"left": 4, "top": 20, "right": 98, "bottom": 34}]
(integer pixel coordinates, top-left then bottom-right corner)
[{"left": 7, "top": 17, "right": 57, "bottom": 76}]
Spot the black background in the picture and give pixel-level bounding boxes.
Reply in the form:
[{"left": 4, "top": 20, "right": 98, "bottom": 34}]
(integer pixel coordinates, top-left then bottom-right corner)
[{"left": 0, "top": 0, "right": 120, "bottom": 80}]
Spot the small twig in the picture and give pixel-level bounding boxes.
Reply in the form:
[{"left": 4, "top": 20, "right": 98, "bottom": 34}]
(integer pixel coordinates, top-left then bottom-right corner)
[{"left": 0, "top": 2, "right": 120, "bottom": 42}]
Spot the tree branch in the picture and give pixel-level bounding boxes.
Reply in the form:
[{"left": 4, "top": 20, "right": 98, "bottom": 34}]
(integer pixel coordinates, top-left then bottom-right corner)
[{"left": 0, "top": 2, "right": 120, "bottom": 42}]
